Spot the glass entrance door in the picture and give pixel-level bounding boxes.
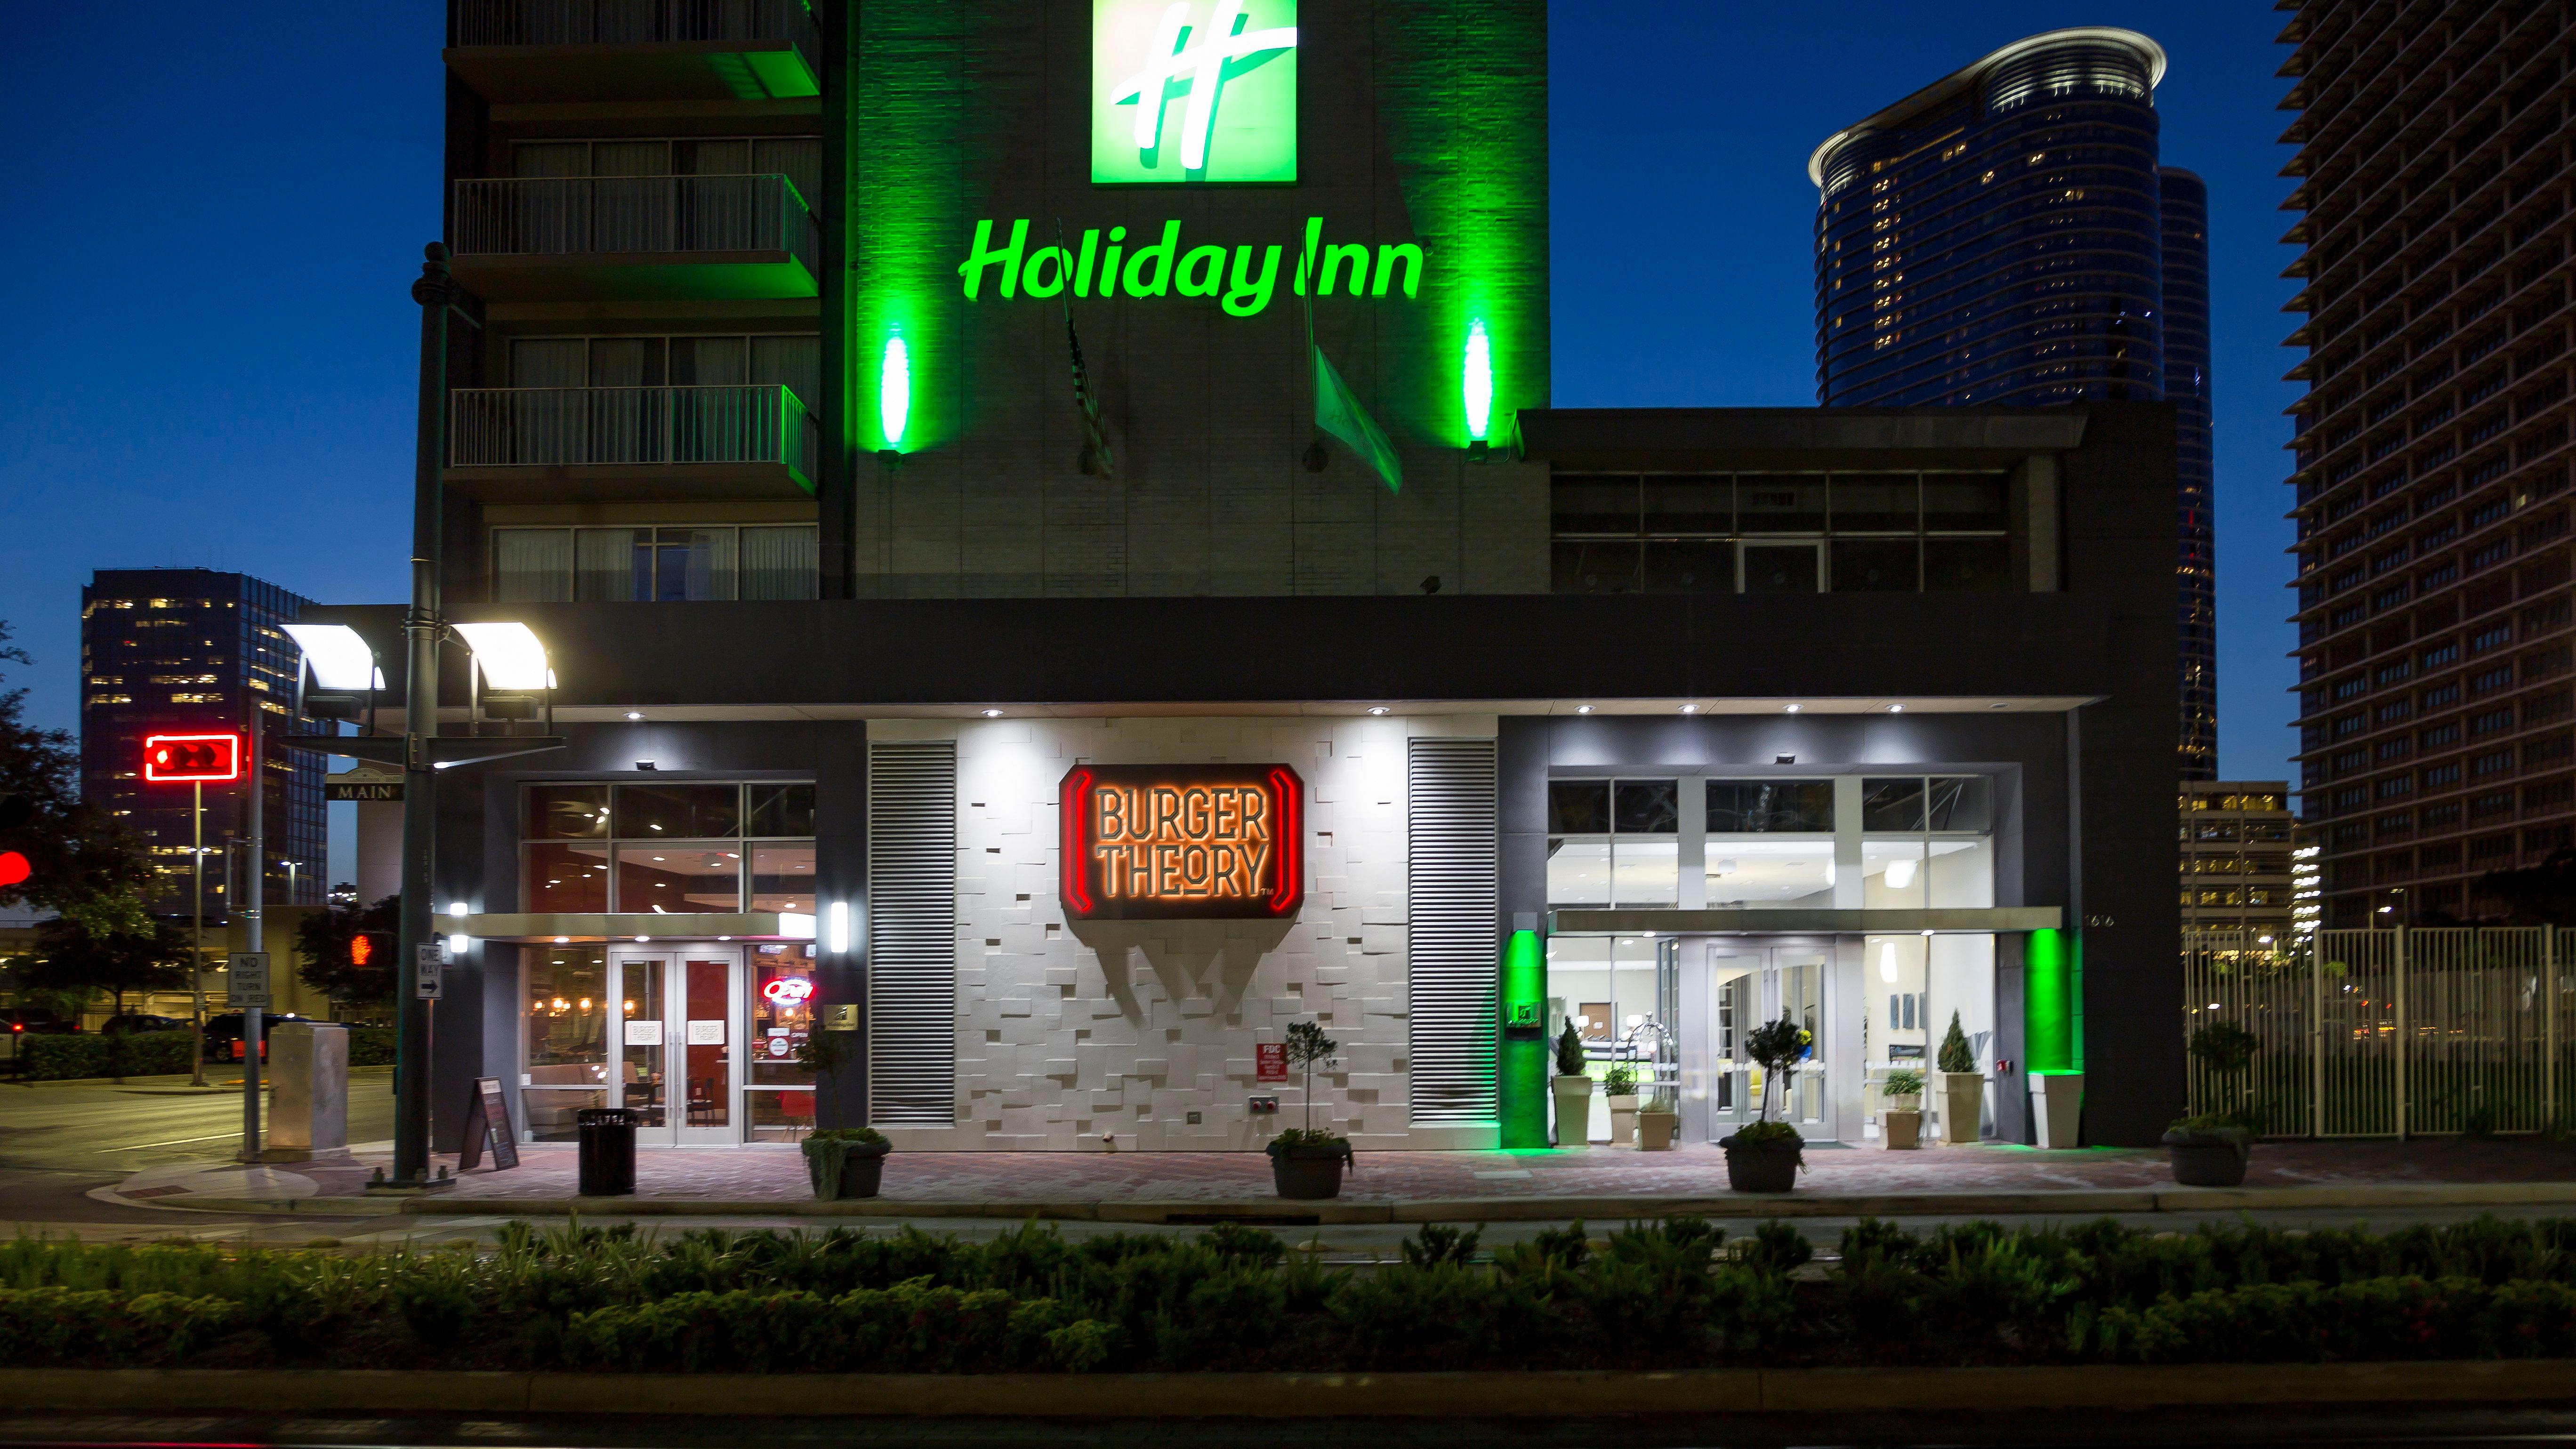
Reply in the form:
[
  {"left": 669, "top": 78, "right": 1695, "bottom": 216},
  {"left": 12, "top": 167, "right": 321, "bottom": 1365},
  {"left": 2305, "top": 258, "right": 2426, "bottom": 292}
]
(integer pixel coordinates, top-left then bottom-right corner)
[
  {"left": 1701, "top": 945, "right": 1830, "bottom": 1140},
  {"left": 609, "top": 945, "right": 743, "bottom": 1145}
]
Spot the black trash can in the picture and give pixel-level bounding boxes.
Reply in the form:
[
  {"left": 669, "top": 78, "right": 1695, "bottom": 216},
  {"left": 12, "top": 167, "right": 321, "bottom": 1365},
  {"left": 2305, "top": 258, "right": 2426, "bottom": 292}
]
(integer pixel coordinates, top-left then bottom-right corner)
[{"left": 576, "top": 1106, "right": 638, "bottom": 1197}]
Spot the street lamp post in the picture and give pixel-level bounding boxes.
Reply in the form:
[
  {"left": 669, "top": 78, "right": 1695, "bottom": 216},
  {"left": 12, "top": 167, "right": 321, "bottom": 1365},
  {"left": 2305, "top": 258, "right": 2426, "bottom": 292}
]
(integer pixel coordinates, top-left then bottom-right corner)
[
  {"left": 392, "top": 243, "right": 457, "bottom": 1188},
  {"left": 189, "top": 778, "right": 206, "bottom": 1087}
]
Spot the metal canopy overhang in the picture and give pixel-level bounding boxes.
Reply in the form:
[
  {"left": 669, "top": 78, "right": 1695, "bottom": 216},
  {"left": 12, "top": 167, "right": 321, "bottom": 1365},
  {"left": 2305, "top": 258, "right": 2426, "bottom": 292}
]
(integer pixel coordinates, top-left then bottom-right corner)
[
  {"left": 460, "top": 912, "right": 815, "bottom": 944},
  {"left": 1547, "top": 907, "right": 2065, "bottom": 935}
]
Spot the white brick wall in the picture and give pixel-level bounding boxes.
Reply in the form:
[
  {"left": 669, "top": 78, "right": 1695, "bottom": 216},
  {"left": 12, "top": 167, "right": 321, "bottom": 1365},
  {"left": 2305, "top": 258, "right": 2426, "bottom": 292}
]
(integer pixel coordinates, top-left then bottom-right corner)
[{"left": 868, "top": 714, "right": 1498, "bottom": 1151}]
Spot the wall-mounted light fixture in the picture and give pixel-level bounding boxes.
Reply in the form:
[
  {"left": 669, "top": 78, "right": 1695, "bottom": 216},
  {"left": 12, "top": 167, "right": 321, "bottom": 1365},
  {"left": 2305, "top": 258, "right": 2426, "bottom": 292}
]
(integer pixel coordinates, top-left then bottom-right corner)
[
  {"left": 828, "top": 901, "right": 853, "bottom": 955},
  {"left": 1463, "top": 319, "right": 1493, "bottom": 459}
]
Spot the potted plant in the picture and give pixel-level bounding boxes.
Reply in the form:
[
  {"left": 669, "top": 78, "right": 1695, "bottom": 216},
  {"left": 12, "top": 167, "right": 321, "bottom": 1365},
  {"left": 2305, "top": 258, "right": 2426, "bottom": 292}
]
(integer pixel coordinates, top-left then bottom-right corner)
[
  {"left": 1880, "top": 1067, "right": 1925, "bottom": 1150},
  {"left": 1266, "top": 1019, "right": 1352, "bottom": 1199},
  {"left": 1718, "top": 1014, "right": 1810, "bottom": 1191},
  {"left": 793, "top": 1028, "right": 891, "bottom": 1198},
  {"left": 2165, "top": 1021, "right": 2261, "bottom": 1186},
  {"left": 1603, "top": 1064, "right": 1641, "bottom": 1147},
  {"left": 1636, "top": 1085, "right": 1680, "bottom": 1151},
  {"left": 1549, "top": 1020, "right": 1594, "bottom": 1148},
  {"left": 1936, "top": 1011, "right": 1984, "bottom": 1145}
]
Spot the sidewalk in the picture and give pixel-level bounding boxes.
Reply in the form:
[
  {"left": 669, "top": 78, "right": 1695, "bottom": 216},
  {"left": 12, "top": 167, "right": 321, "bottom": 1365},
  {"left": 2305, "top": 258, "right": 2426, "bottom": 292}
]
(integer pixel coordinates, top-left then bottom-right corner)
[{"left": 115, "top": 1135, "right": 2576, "bottom": 1222}]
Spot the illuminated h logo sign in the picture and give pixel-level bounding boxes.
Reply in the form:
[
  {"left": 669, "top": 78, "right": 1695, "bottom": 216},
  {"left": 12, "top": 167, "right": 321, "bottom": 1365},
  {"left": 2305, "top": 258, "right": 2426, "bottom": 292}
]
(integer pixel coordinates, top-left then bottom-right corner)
[{"left": 1094, "top": 0, "right": 1298, "bottom": 184}]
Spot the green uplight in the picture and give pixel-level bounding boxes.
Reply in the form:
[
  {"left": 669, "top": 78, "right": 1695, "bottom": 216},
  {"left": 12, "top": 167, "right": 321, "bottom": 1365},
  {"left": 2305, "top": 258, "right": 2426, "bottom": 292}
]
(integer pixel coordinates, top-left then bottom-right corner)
[
  {"left": 1463, "top": 318, "right": 1492, "bottom": 443},
  {"left": 879, "top": 330, "right": 910, "bottom": 451}
]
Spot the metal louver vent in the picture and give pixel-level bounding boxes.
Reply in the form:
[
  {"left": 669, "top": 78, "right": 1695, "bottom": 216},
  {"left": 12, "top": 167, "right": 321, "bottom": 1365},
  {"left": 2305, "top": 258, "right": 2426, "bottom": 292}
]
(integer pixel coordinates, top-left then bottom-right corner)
[
  {"left": 868, "top": 740, "right": 957, "bottom": 1125},
  {"left": 1408, "top": 737, "right": 1500, "bottom": 1124}
]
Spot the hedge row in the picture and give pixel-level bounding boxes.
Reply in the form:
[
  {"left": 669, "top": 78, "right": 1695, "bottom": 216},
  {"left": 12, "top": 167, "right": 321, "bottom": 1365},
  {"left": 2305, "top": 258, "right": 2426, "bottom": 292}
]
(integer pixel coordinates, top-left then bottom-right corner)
[
  {"left": 347, "top": 1026, "right": 396, "bottom": 1066},
  {"left": 17, "top": 1032, "right": 195, "bottom": 1080},
  {"left": 3, "top": 1216, "right": 2576, "bottom": 1373}
]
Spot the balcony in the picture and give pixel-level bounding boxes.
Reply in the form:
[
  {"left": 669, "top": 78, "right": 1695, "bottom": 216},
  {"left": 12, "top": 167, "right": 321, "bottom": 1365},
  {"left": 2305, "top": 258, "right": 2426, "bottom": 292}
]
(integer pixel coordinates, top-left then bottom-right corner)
[
  {"left": 451, "top": 176, "right": 816, "bottom": 300},
  {"left": 447, "top": 0, "right": 821, "bottom": 102},
  {"left": 447, "top": 386, "right": 818, "bottom": 501}
]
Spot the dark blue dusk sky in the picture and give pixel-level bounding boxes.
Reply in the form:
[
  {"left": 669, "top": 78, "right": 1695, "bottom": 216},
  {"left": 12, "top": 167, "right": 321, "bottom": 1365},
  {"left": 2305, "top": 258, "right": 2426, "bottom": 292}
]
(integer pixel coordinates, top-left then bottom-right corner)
[{"left": 0, "top": 3, "right": 2299, "bottom": 782}]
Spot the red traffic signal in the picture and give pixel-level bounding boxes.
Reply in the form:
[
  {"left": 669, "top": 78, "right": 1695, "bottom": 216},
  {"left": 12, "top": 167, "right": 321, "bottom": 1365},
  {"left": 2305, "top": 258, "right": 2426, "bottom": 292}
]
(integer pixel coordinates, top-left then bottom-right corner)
[
  {"left": 0, "top": 852, "right": 26, "bottom": 889},
  {"left": 143, "top": 734, "right": 242, "bottom": 784},
  {"left": 350, "top": 930, "right": 392, "bottom": 967}
]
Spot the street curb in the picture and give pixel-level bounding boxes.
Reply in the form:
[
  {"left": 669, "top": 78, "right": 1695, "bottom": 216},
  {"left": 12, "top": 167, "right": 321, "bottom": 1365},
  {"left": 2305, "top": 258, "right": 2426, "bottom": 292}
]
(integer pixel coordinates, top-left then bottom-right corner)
[
  {"left": 391, "top": 1181, "right": 2576, "bottom": 1222},
  {"left": 0, "top": 1362, "right": 2570, "bottom": 1416}
]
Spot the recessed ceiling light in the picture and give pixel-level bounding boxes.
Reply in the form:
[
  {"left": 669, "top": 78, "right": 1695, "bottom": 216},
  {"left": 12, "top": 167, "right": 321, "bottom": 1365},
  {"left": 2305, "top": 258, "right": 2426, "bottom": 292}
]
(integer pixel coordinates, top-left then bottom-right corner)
[
  {"left": 1680, "top": 704, "right": 1699, "bottom": 715},
  {"left": 1889, "top": 704, "right": 1905, "bottom": 714},
  {"left": 1785, "top": 704, "right": 1801, "bottom": 714},
  {"left": 1368, "top": 706, "right": 1389, "bottom": 716},
  {"left": 1575, "top": 705, "right": 1594, "bottom": 715},
  {"left": 1988, "top": 702, "right": 2008, "bottom": 710},
  {"left": 982, "top": 708, "right": 1003, "bottom": 717},
  {"left": 1775, "top": 754, "right": 1796, "bottom": 765},
  {"left": 625, "top": 711, "right": 643, "bottom": 721}
]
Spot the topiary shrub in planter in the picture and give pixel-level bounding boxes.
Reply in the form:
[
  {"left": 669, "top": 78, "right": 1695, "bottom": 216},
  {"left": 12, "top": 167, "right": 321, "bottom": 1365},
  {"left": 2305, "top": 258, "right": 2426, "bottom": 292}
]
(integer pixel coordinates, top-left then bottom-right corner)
[
  {"left": 1936, "top": 1011, "right": 1984, "bottom": 1144},
  {"left": 1879, "top": 1067, "right": 1925, "bottom": 1150},
  {"left": 1269, "top": 1020, "right": 1352, "bottom": 1199},
  {"left": 801, "top": 1127, "right": 892, "bottom": 1199},
  {"left": 1549, "top": 1020, "right": 1593, "bottom": 1148},
  {"left": 1719, "top": 1014, "right": 1811, "bottom": 1191},
  {"left": 2168, "top": 1021, "right": 2263, "bottom": 1187},
  {"left": 1603, "top": 1064, "right": 1640, "bottom": 1147}
]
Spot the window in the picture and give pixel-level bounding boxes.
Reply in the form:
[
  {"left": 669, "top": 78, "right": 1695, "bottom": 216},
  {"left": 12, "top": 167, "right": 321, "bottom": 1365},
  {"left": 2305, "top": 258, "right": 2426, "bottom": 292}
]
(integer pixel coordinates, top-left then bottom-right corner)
[
  {"left": 1706, "top": 781, "right": 1834, "bottom": 833},
  {"left": 521, "top": 781, "right": 815, "bottom": 915},
  {"left": 492, "top": 525, "right": 819, "bottom": 603},
  {"left": 1546, "top": 779, "right": 1676, "bottom": 908},
  {"left": 1550, "top": 469, "right": 2012, "bottom": 596}
]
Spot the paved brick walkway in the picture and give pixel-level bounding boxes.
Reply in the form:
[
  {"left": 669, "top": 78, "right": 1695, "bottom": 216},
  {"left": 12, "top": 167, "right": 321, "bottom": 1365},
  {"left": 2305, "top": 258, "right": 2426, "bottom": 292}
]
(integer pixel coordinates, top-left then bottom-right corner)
[{"left": 298, "top": 1136, "right": 2576, "bottom": 1206}]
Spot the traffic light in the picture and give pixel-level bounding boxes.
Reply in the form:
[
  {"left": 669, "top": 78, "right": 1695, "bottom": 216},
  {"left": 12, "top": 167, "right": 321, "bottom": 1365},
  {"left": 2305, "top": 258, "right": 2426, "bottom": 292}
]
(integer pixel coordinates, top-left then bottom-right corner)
[
  {"left": 0, "top": 791, "right": 27, "bottom": 890},
  {"left": 142, "top": 734, "right": 242, "bottom": 784},
  {"left": 351, "top": 930, "right": 393, "bottom": 968}
]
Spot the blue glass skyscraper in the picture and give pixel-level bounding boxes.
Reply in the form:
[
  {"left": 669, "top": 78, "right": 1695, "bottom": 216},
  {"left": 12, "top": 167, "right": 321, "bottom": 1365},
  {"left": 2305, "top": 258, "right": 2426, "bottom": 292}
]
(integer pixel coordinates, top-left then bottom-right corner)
[{"left": 1810, "top": 28, "right": 2215, "bottom": 779}]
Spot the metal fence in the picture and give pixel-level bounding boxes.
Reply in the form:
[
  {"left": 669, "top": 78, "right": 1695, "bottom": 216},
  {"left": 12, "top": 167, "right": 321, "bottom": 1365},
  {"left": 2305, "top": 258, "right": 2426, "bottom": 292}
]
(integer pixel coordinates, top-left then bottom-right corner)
[
  {"left": 452, "top": 0, "right": 819, "bottom": 65},
  {"left": 2183, "top": 927, "right": 2574, "bottom": 1136},
  {"left": 451, "top": 386, "right": 816, "bottom": 483},
  {"left": 452, "top": 176, "right": 815, "bottom": 273}
]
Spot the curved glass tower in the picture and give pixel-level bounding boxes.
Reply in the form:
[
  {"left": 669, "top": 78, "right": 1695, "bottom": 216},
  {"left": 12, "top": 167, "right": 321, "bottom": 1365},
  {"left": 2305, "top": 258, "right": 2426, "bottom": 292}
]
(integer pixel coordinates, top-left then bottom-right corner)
[{"left": 1810, "top": 29, "right": 2216, "bottom": 779}]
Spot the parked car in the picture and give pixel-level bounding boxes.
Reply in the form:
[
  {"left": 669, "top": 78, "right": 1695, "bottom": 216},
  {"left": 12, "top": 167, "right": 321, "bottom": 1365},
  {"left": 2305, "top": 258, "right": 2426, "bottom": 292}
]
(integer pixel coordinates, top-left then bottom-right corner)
[
  {"left": 199, "top": 1013, "right": 321, "bottom": 1063},
  {"left": 100, "top": 1013, "right": 188, "bottom": 1036}
]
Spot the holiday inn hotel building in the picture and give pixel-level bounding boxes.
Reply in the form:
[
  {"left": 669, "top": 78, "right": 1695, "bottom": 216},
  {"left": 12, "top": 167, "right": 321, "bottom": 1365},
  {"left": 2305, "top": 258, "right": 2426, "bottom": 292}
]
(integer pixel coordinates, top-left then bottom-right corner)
[{"left": 307, "top": 0, "right": 2184, "bottom": 1155}]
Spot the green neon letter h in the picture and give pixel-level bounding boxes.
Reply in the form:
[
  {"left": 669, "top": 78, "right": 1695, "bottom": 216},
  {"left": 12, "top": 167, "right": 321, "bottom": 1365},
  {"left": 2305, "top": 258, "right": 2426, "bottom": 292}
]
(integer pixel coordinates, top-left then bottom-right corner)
[{"left": 958, "top": 218, "right": 1029, "bottom": 299}]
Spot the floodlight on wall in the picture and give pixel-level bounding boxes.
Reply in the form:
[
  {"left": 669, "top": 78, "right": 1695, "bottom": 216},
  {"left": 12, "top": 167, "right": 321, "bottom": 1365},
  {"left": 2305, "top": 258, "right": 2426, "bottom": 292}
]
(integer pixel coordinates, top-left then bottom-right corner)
[
  {"left": 446, "top": 934, "right": 469, "bottom": 955},
  {"left": 880, "top": 330, "right": 911, "bottom": 452},
  {"left": 1462, "top": 318, "right": 1493, "bottom": 451},
  {"left": 828, "top": 901, "right": 852, "bottom": 955},
  {"left": 447, "top": 901, "right": 469, "bottom": 919}
]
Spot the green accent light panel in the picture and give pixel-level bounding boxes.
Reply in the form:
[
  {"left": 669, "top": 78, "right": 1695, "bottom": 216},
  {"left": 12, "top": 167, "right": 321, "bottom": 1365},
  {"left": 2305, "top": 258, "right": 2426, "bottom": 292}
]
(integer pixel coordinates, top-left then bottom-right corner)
[
  {"left": 1094, "top": 0, "right": 1298, "bottom": 185},
  {"left": 1499, "top": 928, "right": 1548, "bottom": 1149},
  {"left": 879, "top": 330, "right": 911, "bottom": 451},
  {"left": 2025, "top": 928, "right": 2081, "bottom": 1074},
  {"left": 1463, "top": 319, "right": 1493, "bottom": 442}
]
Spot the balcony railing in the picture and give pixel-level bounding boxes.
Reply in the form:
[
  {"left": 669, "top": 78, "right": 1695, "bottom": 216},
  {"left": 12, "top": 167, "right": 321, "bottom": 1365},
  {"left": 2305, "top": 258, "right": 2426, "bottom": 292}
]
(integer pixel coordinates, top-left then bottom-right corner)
[
  {"left": 450, "top": 386, "right": 816, "bottom": 489},
  {"left": 447, "top": 0, "right": 821, "bottom": 101},
  {"left": 453, "top": 175, "right": 814, "bottom": 272},
  {"left": 452, "top": 0, "right": 818, "bottom": 62}
]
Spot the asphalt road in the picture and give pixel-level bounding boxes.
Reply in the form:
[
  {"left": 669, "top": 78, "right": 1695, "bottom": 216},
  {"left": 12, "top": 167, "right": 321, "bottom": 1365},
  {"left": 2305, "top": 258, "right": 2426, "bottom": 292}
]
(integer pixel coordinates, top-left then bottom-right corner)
[{"left": 0, "top": 1066, "right": 394, "bottom": 1232}]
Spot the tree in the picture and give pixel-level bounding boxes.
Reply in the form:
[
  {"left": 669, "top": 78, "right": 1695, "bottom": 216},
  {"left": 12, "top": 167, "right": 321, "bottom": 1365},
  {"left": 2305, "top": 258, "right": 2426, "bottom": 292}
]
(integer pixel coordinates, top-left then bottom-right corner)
[
  {"left": 1283, "top": 1018, "right": 1337, "bottom": 1135},
  {"left": 294, "top": 894, "right": 399, "bottom": 1012},
  {"left": 0, "top": 620, "right": 156, "bottom": 936},
  {"left": 16, "top": 916, "right": 192, "bottom": 1016},
  {"left": 1744, "top": 1014, "right": 1811, "bottom": 1121},
  {"left": 2469, "top": 848, "right": 2576, "bottom": 926}
]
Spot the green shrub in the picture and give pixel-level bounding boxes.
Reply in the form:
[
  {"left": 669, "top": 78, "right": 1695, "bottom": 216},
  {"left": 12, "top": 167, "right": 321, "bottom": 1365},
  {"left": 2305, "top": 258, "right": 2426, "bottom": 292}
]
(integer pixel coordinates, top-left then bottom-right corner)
[
  {"left": 19, "top": 1032, "right": 201, "bottom": 1080},
  {"left": 19, "top": 1035, "right": 111, "bottom": 1080},
  {"left": 0, "top": 1287, "right": 240, "bottom": 1363},
  {"left": 347, "top": 1027, "right": 396, "bottom": 1066}
]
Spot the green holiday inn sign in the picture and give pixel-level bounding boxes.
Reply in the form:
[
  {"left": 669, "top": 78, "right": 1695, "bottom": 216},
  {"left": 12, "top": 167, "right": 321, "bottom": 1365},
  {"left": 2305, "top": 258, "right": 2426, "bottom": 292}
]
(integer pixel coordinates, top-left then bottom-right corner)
[
  {"left": 959, "top": 217, "right": 1422, "bottom": 318},
  {"left": 1095, "top": 0, "right": 1297, "bottom": 184}
]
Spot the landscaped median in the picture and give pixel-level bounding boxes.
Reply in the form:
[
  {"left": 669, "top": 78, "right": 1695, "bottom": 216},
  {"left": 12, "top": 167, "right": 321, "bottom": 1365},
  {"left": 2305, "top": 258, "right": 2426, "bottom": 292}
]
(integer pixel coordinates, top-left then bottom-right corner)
[{"left": 3, "top": 1217, "right": 2576, "bottom": 1411}]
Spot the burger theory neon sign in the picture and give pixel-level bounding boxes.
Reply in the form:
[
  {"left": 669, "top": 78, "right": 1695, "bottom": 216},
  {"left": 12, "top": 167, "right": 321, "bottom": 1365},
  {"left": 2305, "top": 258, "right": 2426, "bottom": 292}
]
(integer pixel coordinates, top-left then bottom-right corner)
[{"left": 1061, "top": 765, "right": 1303, "bottom": 920}]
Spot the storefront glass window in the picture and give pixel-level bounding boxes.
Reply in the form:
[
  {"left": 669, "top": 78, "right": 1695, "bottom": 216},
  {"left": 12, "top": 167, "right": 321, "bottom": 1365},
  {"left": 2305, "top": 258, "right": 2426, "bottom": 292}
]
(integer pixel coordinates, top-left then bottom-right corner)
[
  {"left": 746, "top": 948, "right": 818, "bottom": 1141},
  {"left": 525, "top": 842, "right": 610, "bottom": 911},
  {"left": 613, "top": 842, "right": 743, "bottom": 912},
  {"left": 520, "top": 782, "right": 815, "bottom": 916},
  {"left": 749, "top": 843, "right": 816, "bottom": 912},
  {"left": 1707, "top": 780, "right": 1833, "bottom": 833},
  {"left": 1705, "top": 839, "right": 1835, "bottom": 908},
  {"left": 1547, "top": 779, "right": 1677, "bottom": 907},
  {"left": 523, "top": 947, "right": 609, "bottom": 1141},
  {"left": 1552, "top": 469, "right": 2012, "bottom": 596}
]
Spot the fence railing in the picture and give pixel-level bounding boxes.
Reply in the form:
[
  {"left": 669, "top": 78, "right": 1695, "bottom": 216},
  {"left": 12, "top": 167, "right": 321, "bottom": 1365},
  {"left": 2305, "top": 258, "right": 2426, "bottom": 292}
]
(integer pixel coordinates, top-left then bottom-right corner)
[
  {"left": 450, "top": 386, "right": 816, "bottom": 483},
  {"left": 2184, "top": 927, "right": 2574, "bottom": 1136},
  {"left": 451, "top": 0, "right": 819, "bottom": 68},
  {"left": 452, "top": 176, "right": 814, "bottom": 273}
]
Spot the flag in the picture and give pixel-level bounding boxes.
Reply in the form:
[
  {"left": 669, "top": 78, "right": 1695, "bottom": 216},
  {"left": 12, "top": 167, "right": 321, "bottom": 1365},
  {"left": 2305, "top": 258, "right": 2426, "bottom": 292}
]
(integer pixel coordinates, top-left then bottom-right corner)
[
  {"left": 1055, "top": 221, "right": 1114, "bottom": 478},
  {"left": 1067, "top": 308, "right": 1113, "bottom": 478},
  {"left": 1311, "top": 342, "right": 1401, "bottom": 493}
]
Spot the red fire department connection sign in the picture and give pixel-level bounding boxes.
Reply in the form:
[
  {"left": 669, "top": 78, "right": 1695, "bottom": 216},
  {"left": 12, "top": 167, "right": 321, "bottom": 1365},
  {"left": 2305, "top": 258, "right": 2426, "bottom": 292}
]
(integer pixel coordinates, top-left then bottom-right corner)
[{"left": 1060, "top": 765, "right": 1304, "bottom": 921}]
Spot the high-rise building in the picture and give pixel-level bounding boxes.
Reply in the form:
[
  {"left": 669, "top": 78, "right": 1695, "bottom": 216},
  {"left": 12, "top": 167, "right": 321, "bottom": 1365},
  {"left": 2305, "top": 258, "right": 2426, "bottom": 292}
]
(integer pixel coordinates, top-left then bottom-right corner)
[
  {"left": 2179, "top": 781, "right": 2296, "bottom": 942},
  {"left": 2274, "top": 3, "right": 2575, "bottom": 928},
  {"left": 80, "top": 570, "right": 325, "bottom": 920},
  {"left": 1808, "top": 28, "right": 2217, "bottom": 779}
]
